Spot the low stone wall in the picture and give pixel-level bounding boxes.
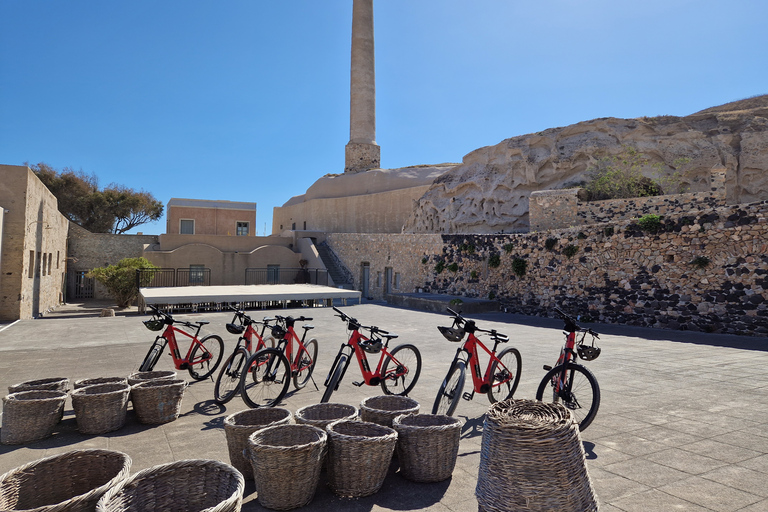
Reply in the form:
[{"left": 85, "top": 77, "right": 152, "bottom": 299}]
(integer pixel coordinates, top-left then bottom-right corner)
[{"left": 327, "top": 200, "right": 768, "bottom": 336}]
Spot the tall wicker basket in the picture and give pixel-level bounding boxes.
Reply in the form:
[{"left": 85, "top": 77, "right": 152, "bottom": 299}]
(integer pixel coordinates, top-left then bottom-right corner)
[
  {"left": 72, "top": 383, "right": 131, "bottom": 435},
  {"left": 126, "top": 371, "right": 177, "bottom": 386},
  {"left": 224, "top": 407, "right": 292, "bottom": 480},
  {"left": 74, "top": 377, "right": 128, "bottom": 389},
  {"left": 476, "top": 399, "right": 598, "bottom": 512},
  {"left": 295, "top": 403, "right": 358, "bottom": 429},
  {"left": 247, "top": 424, "right": 327, "bottom": 510},
  {"left": 326, "top": 419, "right": 398, "bottom": 498},
  {"left": 0, "top": 449, "right": 131, "bottom": 512},
  {"left": 360, "top": 395, "right": 419, "bottom": 428},
  {"left": 393, "top": 413, "right": 462, "bottom": 483},
  {"left": 130, "top": 379, "right": 187, "bottom": 424},
  {"left": 96, "top": 459, "right": 244, "bottom": 512},
  {"left": 8, "top": 377, "right": 69, "bottom": 394},
  {"left": 1, "top": 390, "right": 68, "bottom": 445}
]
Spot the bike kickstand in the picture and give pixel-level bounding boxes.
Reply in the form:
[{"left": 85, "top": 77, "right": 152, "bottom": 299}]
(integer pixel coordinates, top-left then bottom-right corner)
[{"left": 310, "top": 373, "right": 319, "bottom": 391}]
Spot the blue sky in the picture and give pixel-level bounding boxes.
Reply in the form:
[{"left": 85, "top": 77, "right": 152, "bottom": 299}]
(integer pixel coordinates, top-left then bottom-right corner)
[{"left": 2, "top": 0, "right": 765, "bottom": 235}]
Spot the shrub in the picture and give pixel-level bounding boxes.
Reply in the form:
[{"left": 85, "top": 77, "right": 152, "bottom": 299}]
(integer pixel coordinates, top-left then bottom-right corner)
[
  {"left": 603, "top": 226, "right": 614, "bottom": 237},
  {"left": 545, "top": 237, "right": 558, "bottom": 251},
  {"left": 421, "top": 256, "right": 429, "bottom": 264},
  {"left": 488, "top": 291, "right": 496, "bottom": 300},
  {"left": 88, "top": 257, "right": 159, "bottom": 307},
  {"left": 563, "top": 245, "right": 579, "bottom": 259},
  {"left": 691, "top": 256, "right": 710, "bottom": 269},
  {"left": 488, "top": 254, "right": 501, "bottom": 268},
  {"left": 449, "top": 298, "right": 463, "bottom": 306},
  {"left": 511, "top": 257, "right": 527, "bottom": 277},
  {"left": 637, "top": 214, "right": 663, "bottom": 234},
  {"left": 503, "top": 243, "right": 514, "bottom": 253},
  {"left": 434, "top": 261, "right": 445, "bottom": 274},
  {"left": 470, "top": 270, "right": 478, "bottom": 280},
  {"left": 577, "top": 232, "right": 587, "bottom": 240},
  {"left": 580, "top": 146, "right": 668, "bottom": 201},
  {"left": 447, "top": 262, "right": 459, "bottom": 273}
]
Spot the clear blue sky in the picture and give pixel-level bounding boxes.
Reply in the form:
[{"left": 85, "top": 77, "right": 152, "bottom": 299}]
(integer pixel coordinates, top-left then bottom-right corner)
[{"left": 2, "top": 1, "right": 765, "bottom": 235}]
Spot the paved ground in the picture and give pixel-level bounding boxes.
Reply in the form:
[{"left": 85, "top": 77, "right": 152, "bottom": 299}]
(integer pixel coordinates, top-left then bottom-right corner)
[{"left": 1, "top": 301, "right": 767, "bottom": 511}]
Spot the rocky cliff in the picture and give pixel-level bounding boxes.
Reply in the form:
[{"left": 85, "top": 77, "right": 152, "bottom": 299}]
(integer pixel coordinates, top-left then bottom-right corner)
[{"left": 403, "top": 95, "right": 768, "bottom": 234}]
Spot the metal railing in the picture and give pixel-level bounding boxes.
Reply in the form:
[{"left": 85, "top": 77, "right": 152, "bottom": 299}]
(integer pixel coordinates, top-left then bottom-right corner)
[
  {"left": 245, "top": 268, "right": 328, "bottom": 286},
  {"left": 136, "top": 268, "right": 211, "bottom": 288}
]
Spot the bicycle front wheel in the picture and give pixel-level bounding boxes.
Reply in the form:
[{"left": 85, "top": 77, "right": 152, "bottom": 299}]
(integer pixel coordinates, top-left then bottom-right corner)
[
  {"left": 241, "top": 348, "right": 290, "bottom": 408},
  {"left": 321, "top": 353, "right": 348, "bottom": 403},
  {"left": 139, "top": 339, "right": 165, "bottom": 372},
  {"left": 487, "top": 347, "right": 522, "bottom": 403},
  {"left": 188, "top": 334, "right": 224, "bottom": 380},
  {"left": 293, "top": 338, "right": 318, "bottom": 390},
  {"left": 536, "top": 362, "right": 600, "bottom": 430},
  {"left": 380, "top": 344, "right": 422, "bottom": 396},
  {"left": 214, "top": 347, "right": 249, "bottom": 404},
  {"left": 432, "top": 360, "right": 466, "bottom": 416}
]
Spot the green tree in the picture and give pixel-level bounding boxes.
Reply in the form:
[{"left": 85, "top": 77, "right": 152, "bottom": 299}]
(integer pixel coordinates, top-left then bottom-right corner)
[
  {"left": 88, "top": 257, "right": 159, "bottom": 307},
  {"left": 29, "top": 162, "right": 163, "bottom": 234}
]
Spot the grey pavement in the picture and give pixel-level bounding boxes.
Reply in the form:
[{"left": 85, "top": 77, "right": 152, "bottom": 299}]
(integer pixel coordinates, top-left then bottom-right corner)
[{"left": 1, "top": 301, "right": 767, "bottom": 511}]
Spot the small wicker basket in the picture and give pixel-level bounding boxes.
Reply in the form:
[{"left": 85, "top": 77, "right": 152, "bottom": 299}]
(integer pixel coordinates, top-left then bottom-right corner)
[
  {"left": 326, "top": 419, "right": 398, "bottom": 498},
  {"left": 1, "top": 390, "right": 68, "bottom": 445},
  {"left": 224, "top": 407, "right": 292, "bottom": 480},
  {"left": 247, "top": 424, "right": 326, "bottom": 510},
  {"left": 392, "top": 413, "right": 462, "bottom": 482},
  {"left": 96, "top": 459, "right": 244, "bottom": 512},
  {"left": 73, "top": 377, "right": 128, "bottom": 389},
  {"left": 0, "top": 449, "right": 131, "bottom": 512},
  {"left": 8, "top": 377, "right": 69, "bottom": 394},
  {"left": 476, "top": 399, "right": 598, "bottom": 512},
  {"left": 127, "top": 370, "right": 177, "bottom": 386},
  {"left": 130, "top": 379, "right": 187, "bottom": 425},
  {"left": 295, "top": 403, "right": 358, "bottom": 429},
  {"left": 72, "top": 383, "right": 131, "bottom": 435},
  {"left": 360, "top": 395, "right": 419, "bottom": 428}
]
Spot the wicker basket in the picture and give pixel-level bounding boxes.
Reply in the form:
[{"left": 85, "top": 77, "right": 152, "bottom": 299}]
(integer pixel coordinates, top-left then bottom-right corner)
[
  {"left": 8, "top": 377, "right": 69, "bottom": 394},
  {"left": 1, "top": 390, "right": 67, "bottom": 445},
  {"left": 72, "top": 383, "right": 131, "bottom": 435},
  {"left": 326, "top": 419, "right": 398, "bottom": 498},
  {"left": 360, "top": 395, "right": 419, "bottom": 428},
  {"left": 224, "top": 407, "right": 292, "bottom": 480},
  {"left": 130, "top": 379, "right": 187, "bottom": 425},
  {"left": 127, "top": 370, "right": 177, "bottom": 386},
  {"left": 96, "top": 459, "right": 244, "bottom": 512},
  {"left": 247, "top": 424, "right": 326, "bottom": 510},
  {"left": 0, "top": 449, "right": 131, "bottom": 512},
  {"left": 295, "top": 403, "right": 358, "bottom": 429},
  {"left": 393, "top": 413, "right": 462, "bottom": 483},
  {"left": 476, "top": 399, "right": 598, "bottom": 512},
  {"left": 74, "top": 377, "right": 128, "bottom": 389}
]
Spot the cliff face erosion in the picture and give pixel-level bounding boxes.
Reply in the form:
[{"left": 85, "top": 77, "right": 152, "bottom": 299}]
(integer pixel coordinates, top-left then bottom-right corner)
[{"left": 403, "top": 95, "right": 768, "bottom": 234}]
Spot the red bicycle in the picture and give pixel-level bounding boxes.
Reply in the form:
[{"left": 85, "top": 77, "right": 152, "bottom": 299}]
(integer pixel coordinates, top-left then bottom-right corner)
[
  {"left": 213, "top": 307, "right": 276, "bottom": 404},
  {"left": 140, "top": 305, "right": 224, "bottom": 380},
  {"left": 321, "top": 307, "right": 422, "bottom": 402},
  {"left": 432, "top": 308, "right": 521, "bottom": 416}
]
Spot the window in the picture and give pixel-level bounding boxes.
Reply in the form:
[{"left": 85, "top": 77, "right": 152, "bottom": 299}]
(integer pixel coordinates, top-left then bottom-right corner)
[
  {"left": 267, "top": 264, "right": 280, "bottom": 284},
  {"left": 41, "top": 253, "right": 46, "bottom": 276},
  {"left": 28, "top": 251, "right": 34, "bottom": 278},
  {"left": 180, "top": 219, "right": 194, "bottom": 234},
  {"left": 189, "top": 265, "right": 205, "bottom": 285},
  {"left": 56, "top": 251, "right": 60, "bottom": 269},
  {"left": 47, "top": 253, "right": 53, "bottom": 275},
  {"left": 236, "top": 222, "right": 249, "bottom": 236}
]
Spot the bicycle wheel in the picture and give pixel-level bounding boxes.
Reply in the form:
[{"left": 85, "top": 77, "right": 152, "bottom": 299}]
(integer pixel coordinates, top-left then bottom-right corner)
[
  {"left": 139, "top": 339, "right": 164, "bottom": 372},
  {"left": 432, "top": 360, "right": 466, "bottom": 416},
  {"left": 241, "top": 348, "right": 291, "bottom": 408},
  {"left": 536, "top": 362, "right": 601, "bottom": 430},
  {"left": 486, "top": 347, "right": 522, "bottom": 403},
  {"left": 213, "top": 347, "right": 249, "bottom": 404},
  {"left": 188, "top": 334, "right": 224, "bottom": 380},
  {"left": 292, "top": 338, "right": 318, "bottom": 390},
  {"left": 380, "top": 344, "right": 422, "bottom": 396},
  {"left": 321, "top": 354, "right": 348, "bottom": 403}
]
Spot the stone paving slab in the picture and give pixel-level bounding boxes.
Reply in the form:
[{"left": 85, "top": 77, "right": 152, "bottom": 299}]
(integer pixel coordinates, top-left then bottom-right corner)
[{"left": 0, "top": 302, "right": 767, "bottom": 511}]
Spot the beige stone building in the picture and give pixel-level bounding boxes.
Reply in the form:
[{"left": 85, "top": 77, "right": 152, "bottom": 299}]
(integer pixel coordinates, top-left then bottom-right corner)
[
  {"left": 0, "top": 164, "right": 69, "bottom": 320},
  {"left": 166, "top": 198, "right": 257, "bottom": 236}
]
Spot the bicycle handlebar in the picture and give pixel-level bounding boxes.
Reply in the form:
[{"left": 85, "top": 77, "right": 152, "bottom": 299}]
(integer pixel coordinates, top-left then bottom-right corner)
[
  {"left": 444, "top": 307, "right": 507, "bottom": 341},
  {"left": 333, "top": 307, "right": 390, "bottom": 336},
  {"left": 554, "top": 307, "right": 600, "bottom": 338}
]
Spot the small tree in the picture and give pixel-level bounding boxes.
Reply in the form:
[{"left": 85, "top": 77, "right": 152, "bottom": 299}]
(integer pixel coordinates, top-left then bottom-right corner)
[
  {"left": 88, "top": 257, "right": 158, "bottom": 307},
  {"left": 581, "top": 147, "right": 666, "bottom": 201}
]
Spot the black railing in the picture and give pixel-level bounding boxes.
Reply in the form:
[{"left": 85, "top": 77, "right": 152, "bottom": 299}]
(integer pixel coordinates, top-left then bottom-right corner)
[
  {"left": 177, "top": 268, "right": 211, "bottom": 287},
  {"left": 245, "top": 268, "right": 328, "bottom": 286},
  {"left": 136, "top": 268, "right": 211, "bottom": 288}
]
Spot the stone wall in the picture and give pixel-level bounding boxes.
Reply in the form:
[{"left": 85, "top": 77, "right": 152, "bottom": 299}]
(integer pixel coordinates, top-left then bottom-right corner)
[
  {"left": 327, "top": 200, "right": 768, "bottom": 336},
  {"left": 529, "top": 169, "right": 727, "bottom": 231}
]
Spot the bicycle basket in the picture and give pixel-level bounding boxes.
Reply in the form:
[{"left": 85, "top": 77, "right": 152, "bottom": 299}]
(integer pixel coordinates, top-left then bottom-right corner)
[
  {"left": 577, "top": 344, "right": 601, "bottom": 361},
  {"left": 271, "top": 325, "right": 286, "bottom": 339},
  {"left": 359, "top": 339, "right": 382, "bottom": 354},
  {"left": 143, "top": 319, "right": 164, "bottom": 331},
  {"left": 438, "top": 326, "right": 465, "bottom": 342},
  {"left": 226, "top": 323, "right": 245, "bottom": 335}
]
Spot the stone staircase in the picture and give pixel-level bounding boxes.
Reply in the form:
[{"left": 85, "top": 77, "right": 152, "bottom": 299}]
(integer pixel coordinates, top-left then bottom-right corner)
[{"left": 317, "top": 242, "right": 354, "bottom": 289}]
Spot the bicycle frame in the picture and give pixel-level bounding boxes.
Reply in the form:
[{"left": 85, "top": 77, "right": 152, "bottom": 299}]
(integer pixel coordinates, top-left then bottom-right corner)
[
  {"left": 157, "top": 323, "right": 210, "bottom": 370},
  {"left": 334, "top": 328, "right": 400, "bottom": 386},
  {"left": 275, "top": 318, "right": 313, "bottom": 372},
  {"left": 452, "top": 332, "right": 507, "bottom": 394},
  {"left": 550, "top": 330, "right": 579, "bottom": 391}
]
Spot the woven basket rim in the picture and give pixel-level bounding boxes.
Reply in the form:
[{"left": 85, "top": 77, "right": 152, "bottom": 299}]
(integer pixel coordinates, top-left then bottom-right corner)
[
  {"left": 9, "top": 377, "right": 68, "bottom": 387},
  {"left": 72, "top": 383, "right": 131, "bottom": 396},
  {"left": 74, "top": 377, "right": 127, "bottom": 388},
  {"left": 127, "top": 370, "right": 177, "bottom": 379},
  {"left": 247, "top": 424, "right": 327, "bottom": 450},
  {"left": 393, "top": 412, "right": 462, "bottom": 429},
  {"left": 4, "top": 389, "right": 68, "bottom": 401},
  {"left": 224, "top": 407, "right": 292, "bottom": 427},
  {"left": 327, "top": 419, "right": 397, "bottom": 440},
  {"left": 295, "top": 403, "right": 358, "bottom": 420},
  {"left": 361, "top": 395, "right": 419, "bottom": 412},
  {"left": 132, "top": 378, "right": 187, "bottom": 389}
]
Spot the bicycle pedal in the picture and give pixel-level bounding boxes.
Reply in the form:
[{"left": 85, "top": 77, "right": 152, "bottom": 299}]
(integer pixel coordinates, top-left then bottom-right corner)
[
  {"left": 352, "top": 381, "right": 364, "bottom": 387},
  {"left": 543, "top": 365, "right": 552, "bottom": 371},
  {"left": 462, "top": 392, "right": 474, "bottom": 401}
]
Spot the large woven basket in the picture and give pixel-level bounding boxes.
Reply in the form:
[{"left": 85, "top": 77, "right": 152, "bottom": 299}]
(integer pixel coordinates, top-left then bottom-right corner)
[
  {"left": 74, "top": 377, "right": 128, "bottom": 389},
  {"left": 476, "top": 399, "right": 598, "bottom": 512},
  {"left": 393, "top": 413, "right": 462, "bottom": 483},
  {"left": 130, "top": 379, "right": 187, "bottom": 424},
  {"left": 295, "top": 403, "right": 358, "bottom": 429},
  {"left": 72, "top": 383, "right": 131, "bottom": 435},
  {"left": 127, "top": 370, "right": 177, "bottom": 386},
  {"left": 224, "top": 407, "right": 292, "bottom": 481},
  {"left": 96, "top": 459, "right": 244, "bottom": 512},
  {"left": 8, "top": 377, "right": 69, "bottom": 394},
  {"left": 0, "top": 449, "right": 131, "bottom": 512},
  {"left": 326, "top": 419, "right": 398, "bottom": 498},
  {"left": 1, "top": 390, "right": 67, "bottom": 445},
  {"left": 360, "top": 395, "right": 419, "bottom": 428}
]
